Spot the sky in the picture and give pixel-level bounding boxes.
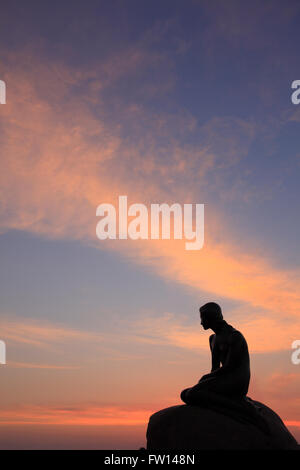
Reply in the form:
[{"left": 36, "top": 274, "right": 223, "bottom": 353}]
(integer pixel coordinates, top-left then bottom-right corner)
[{"left": 0, "top": 0, "right": 300, "bottom": 449}]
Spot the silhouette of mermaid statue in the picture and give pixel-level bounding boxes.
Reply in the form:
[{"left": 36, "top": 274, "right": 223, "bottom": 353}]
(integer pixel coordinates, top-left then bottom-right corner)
[{"left": 180, "top": 302, "right": 269, "bottom": 434}]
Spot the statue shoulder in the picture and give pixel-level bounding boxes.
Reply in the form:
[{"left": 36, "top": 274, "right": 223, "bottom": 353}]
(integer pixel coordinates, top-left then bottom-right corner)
[{"left": 230, "top": 329, "right": 247, "bottom": 345}]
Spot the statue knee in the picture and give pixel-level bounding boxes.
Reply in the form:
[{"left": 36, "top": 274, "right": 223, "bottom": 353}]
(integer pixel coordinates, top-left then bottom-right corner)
[{"left": 180, "top": 388, "right": 190, "bottom": 403}]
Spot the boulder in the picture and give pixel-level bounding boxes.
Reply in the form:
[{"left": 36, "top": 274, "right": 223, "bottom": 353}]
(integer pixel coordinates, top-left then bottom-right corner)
[{"left": 146, "top": 401, "right": 299, "bottom": 450}]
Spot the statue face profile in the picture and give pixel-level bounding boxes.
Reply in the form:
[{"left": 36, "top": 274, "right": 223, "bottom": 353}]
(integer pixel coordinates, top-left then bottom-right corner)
[{"left": 200, "top": 311, "right": 211, "bottom": 330}]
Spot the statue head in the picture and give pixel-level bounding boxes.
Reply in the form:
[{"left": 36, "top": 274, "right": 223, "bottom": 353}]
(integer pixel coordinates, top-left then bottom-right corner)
[{"left": 199, "top": 302, "right": 223, "bottom": 330}]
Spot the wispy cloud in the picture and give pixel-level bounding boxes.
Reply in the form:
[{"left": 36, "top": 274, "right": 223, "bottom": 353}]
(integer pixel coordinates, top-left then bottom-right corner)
[
  {"left": 0, "top": 51, "right": 300, "bottom": 358},
  {"left": 8, "top": 361, "right": 80, "bottom": 370},
  {"left": 0, "top": 317, "right": 100, "bottom": 348},
  {"left": 0, "top": 404, "right": 152, "bottom": 426}
]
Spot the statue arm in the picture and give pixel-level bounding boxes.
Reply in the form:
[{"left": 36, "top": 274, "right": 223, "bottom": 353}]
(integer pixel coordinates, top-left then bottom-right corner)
[
  {"left": 209, "top": 334, "right": 220, "bottom": 372},
  {"left": 209, "top": 331, "right": 243, "bottom": 377},
  {"left": 199, "top": 335, "right": 220, "bottom": 382}
]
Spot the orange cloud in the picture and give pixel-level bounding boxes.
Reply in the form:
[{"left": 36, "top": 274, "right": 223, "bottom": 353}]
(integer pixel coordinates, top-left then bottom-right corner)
[
  {"left": 0, "top": 405, "right": 152, "bottom": 426},
  {"left": 285, "top": 421, "right": 300, "bottom": 428}
]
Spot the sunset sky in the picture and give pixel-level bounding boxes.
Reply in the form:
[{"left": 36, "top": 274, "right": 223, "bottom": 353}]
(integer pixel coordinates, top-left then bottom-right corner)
[{"left": 0, "top": 0, "right": 299, "bottom": 449}]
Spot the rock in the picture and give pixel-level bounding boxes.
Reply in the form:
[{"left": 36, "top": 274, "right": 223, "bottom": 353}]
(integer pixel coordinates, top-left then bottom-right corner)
[{"left": 146, "top": 401, "right": 299, "bottom": 450}]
